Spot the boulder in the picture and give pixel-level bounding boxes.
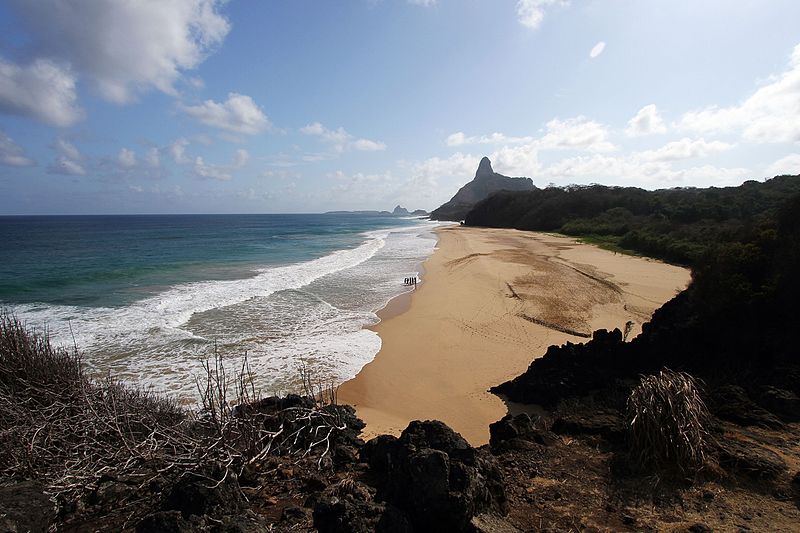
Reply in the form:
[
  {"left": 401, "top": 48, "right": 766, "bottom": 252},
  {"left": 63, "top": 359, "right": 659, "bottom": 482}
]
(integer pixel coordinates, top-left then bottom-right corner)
[
  {"left": 0, "top": 481, "right": 54, "bottom": 533},
  {"left": 756, "top": 386, "right": 800, "bottom": 421},
  {"left": 551, "top": 409, "right": 625, "bottom": 443},
  {"left": 709, "top": 385, "right": 784, "bottom": 428},
  {"left": 361, "top": 420, "right": 507, "bottom": 532},
  {"left": 717, "top": 439, "right": 787, "bottom": 482},
  {"left": 313, "top": 480, "right": 411, "bottom": 533},
  {"left": 489, "top": 413, "right": 558, "bottom": 452}
]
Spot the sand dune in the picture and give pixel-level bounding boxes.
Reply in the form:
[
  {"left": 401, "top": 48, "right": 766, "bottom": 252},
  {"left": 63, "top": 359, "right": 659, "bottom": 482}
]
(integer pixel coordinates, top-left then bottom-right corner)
[{"left": 338, "top": 226, "right": 691, "bottom": 446}]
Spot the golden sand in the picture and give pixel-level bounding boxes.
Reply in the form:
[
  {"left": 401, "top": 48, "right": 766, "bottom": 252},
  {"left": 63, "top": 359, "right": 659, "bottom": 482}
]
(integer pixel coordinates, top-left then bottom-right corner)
[{"left": 338, "top": 226, "right": 691, "bottom": 446}]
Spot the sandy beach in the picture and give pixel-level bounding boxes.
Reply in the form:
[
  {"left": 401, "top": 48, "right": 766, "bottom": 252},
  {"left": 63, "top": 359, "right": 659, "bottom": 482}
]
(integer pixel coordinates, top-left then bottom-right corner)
[{"left": 338, "top": 226, "right": 691, "bottom": 446}]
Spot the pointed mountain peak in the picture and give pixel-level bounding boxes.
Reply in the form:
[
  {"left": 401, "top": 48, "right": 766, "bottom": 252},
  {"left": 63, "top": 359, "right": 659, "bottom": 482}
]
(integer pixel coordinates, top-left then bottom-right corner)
[{"left": 475, "top": 156, "right": 494, "bottom": 178}]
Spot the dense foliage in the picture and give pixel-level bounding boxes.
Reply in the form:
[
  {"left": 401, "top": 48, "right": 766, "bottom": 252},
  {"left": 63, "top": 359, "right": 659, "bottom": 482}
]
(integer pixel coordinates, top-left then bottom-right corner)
[{"left": 465, "top": 175, "right": 800, "bottom": 265}]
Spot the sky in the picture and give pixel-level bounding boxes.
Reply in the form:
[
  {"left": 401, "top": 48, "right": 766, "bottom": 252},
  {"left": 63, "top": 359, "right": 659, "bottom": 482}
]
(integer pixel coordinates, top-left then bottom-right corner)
[{"left": 1, "top": 0, "right": 799, "bottom": 214}]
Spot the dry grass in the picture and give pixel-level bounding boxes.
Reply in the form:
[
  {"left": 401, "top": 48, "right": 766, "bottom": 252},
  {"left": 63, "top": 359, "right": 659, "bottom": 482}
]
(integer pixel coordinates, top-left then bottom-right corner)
[
  {"left": 626, "top": 369, "right": 711, "bottom": 474},
  {"left": 0, "top": 312, "right": 351, "bottom": 525}
]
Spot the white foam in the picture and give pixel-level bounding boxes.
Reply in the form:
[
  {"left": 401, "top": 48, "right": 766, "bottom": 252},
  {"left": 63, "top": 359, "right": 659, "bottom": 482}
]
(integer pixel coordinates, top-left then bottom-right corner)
[{"left": 8, "top": 220, "right": 444, "bottom": 400}]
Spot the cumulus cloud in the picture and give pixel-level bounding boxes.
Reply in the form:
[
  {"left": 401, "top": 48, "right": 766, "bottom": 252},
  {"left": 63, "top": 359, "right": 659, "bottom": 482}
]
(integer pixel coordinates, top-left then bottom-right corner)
[
  {"left": 144, "top": 147, "right": 161, "bottom": 168},
  {"left": 541, "top": 153, "right": 749, "bottom": 187},
  {"left": 181, "top": 93, "right": 270, "bottom": 134},
  {"left": 516, "top": 0, "right": 567, "bottom": 30},
  {"left": 0, "top": 58, "right": 82, "bottom": 126},
  {"left": 193, "top": 156, "right": 231, "bottom": 181},
  {"left": 589, "top": 41, "right": 606, "bottom": 59},
  {"left": 301, "top": 122, "right": 386, "bottom": 152},
  {"left": 233, "top": 148, "right": 249, "bottom": 168},
  {"left": 8, "top": 0, "right": 230, "bottom": 104},
  {"left": 117, "top": 148, "right": 136, "bottom": 168},
  {"left": 48, "top": 158, "right": 86, "bottom": 176},
  {"left": 638, "top": 138, "right": 732, "bottom": 162},
  {"left": 765, "top": 154, "right": 800, "bottom": 177},
  {"left": 48, "top": 138, "right": 85, "bottom": 176},
  {"left": 170, "top": 138, "right": 191, "bottom": 164},
  {"left": 0, "top": 130, "right": 35, "bottom": 166},
  {"left": 446, "top": 116, "right": 613, "bottom": 153},
  {"left": 539, "top": 116, "right": 616, "bottom": 152},
  {"left": 625, "top": 104, "right": 667, "bottom": 137},
  {"left": 679, "top": 43, "right": 800, "bottom": 143},
  {"left": 446, "top": 131, "right": 534, "bottom": 147}
]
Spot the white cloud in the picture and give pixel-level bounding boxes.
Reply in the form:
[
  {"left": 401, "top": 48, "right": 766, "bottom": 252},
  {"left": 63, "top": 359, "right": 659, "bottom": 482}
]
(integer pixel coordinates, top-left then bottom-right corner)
[
  {"left": 351, "top": 138, "right": 387, "bottom": 151},
  {"left": 625, "top": 104, "right": 667, "bottom": 137},
  {"left": 408, "top": 0, "right": 437, "bottom": 5},
  {"left": 516, "top": 0, "right": 567, "bottom": 30},
  {"left": 301, "top": 122, "right": 386, "bottom": 152},
  {"left": 0, "top": 57, "right": 82, "bottom": 126},
  {"left": 193, "top": 156, "right": 231, "bottom": 181},
  {"left": 118, "top": 148, "right": 136, "bottom": 167},
  {"left": 144, "top": 147, "right": 161, "bottom": 167},
  {"left": 679, "top": 43, "right": 800, "bottom": 143},
  {"left": 638, "top": 138, "right": 732, "bottom": 162},
  {"left": 8, "top": 0, "right": 230, "bottom": 104},
  {"left": 446, "top": 131, "right": 534, "bottom": 147},
  {"left": 765, "top": 154, "right": 800, "bottom": 177},
  {"left": 181, "top": 93, "right": 270, "bottom": 134},
  {"left": 541, "top": 153, "right": 749, "bottom": 187},
  {"left": 0, "top": 131, "right": 35, "bottom": 166},
  {"left": 539, "top": 116, "right": 616, "bottom": 152},
  {"left": 233, "top": 148, "right": 249, "bottom": 168},
  {"left": 48, "top": 138, "right": 85, "bottom": 175},
  {"left": 446, "top": 116, "right": 613, "bottom": 154},
  {"left": 170, "top": 138, "right": 191, "bottom": 164},
  {"left": 589, "top": 41, "right": 606, "bottom": 59},
  {"left": 54, "top": 139, "right": 81, "bottom": 162},
  {"left": 48, "top": 158, "right": 86, "bottom": 176}
]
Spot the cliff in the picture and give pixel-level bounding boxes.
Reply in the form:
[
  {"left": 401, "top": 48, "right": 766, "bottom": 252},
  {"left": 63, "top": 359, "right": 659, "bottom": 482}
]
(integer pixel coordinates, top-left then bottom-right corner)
[{"left": 429, "top": 157, "right": 534, "bottom": 221}]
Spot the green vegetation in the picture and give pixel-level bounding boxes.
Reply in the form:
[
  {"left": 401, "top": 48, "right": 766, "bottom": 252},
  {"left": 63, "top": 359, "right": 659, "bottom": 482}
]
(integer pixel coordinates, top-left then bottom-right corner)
[{"left": 465, "top": 175, "right": 800, "bottom": 265}]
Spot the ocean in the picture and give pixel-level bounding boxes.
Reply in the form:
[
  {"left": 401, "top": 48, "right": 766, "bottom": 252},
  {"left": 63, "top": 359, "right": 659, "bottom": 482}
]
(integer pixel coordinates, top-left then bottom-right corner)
[{"left": 0, "top": 214, "right": 440, "bottom": 400}]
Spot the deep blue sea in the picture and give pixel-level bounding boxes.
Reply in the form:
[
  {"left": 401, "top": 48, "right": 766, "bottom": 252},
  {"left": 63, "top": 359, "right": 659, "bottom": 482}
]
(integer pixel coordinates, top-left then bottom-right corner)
[{"left": 0, "top": 214, "right": 440, "bottom": 399}]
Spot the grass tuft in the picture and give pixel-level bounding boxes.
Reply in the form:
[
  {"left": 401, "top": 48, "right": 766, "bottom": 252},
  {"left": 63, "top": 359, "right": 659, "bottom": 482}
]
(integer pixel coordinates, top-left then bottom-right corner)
[{"left": 626, "top": 369, "right": 711, "bottom": 474}]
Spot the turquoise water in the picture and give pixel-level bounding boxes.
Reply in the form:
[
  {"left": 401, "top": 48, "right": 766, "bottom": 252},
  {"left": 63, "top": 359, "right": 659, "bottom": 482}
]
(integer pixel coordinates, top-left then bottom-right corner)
[{"left": 0, "top": 214, "right": 440, "bottom": 398}]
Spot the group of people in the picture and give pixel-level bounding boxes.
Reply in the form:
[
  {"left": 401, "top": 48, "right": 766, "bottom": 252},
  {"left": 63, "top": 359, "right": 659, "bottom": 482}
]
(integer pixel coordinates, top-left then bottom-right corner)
[{"left": 404, "top": 276, "right": 418, "bottom": 286}]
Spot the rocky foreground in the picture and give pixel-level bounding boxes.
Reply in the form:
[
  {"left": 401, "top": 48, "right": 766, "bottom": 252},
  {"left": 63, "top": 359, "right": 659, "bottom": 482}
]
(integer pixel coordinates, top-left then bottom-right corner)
[{"left": 3, "top": 345, "right": 799, "bottom": 532}]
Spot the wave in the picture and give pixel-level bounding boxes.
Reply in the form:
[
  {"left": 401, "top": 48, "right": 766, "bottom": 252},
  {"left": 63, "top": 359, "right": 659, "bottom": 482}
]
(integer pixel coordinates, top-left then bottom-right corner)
[{"left": 9, "top": 227, "right": 394, "bottom": 351}]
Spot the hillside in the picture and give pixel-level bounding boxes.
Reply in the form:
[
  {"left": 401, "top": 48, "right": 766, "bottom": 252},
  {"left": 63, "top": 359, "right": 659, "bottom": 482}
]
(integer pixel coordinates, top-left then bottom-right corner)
[
  {"left": 464, "top": 175, "right": 800, "bottom": 265},
  {"left": 429, "top": 157, "right": 534, "bottom": 221}
]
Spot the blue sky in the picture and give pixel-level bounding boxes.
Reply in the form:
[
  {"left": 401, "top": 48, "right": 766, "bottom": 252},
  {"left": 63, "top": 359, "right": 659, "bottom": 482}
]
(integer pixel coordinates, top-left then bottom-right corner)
[{"left": 1, "top": 0, "right": 799, "bottom": 214}]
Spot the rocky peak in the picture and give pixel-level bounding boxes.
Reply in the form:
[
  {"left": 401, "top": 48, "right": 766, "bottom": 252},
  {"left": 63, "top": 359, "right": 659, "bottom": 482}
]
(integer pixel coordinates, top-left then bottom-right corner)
[
  {"left": 392, "top": 205, "right": 410, "bottom": 216},
  {"left": 475, "top": 157, "right": 494, "bottom": 178}
]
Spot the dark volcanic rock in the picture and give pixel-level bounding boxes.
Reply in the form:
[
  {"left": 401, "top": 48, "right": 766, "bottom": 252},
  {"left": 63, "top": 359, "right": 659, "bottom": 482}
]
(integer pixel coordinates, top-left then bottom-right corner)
[
  {"left": 0, "top": 481, "right": 54, "bottom": 533},
  {"left": 756, "top": 386, "right": 800, "bottom": 421},
  {"left": 709, "top": 385, "right": 784, "bottom": 428},
  {"left": 313, "top": 481, "right": 411, "bottom": 533},
  {"left": 136, "top": 511, "right": 198, "bottom": 533},
  {"left": 717, "top": 439, "right": 787, "bottom": 482},
  {"left": 489, "top": 413, "right": 558, "bottom": 452},
  {"left": 551, "top": 409, "right": 625, "bottom": 443},
  {"left": 491, "top": 329, "right": 631, "bottom": 409},
  {"left": 361, "top": 420, "right": 507, "bottom": 532},
  {"left": 162, "top": 468, "right": 244, "bottom": 518},
  {"left": 430, "top": 157, "right": 534, "bottom": 221}
]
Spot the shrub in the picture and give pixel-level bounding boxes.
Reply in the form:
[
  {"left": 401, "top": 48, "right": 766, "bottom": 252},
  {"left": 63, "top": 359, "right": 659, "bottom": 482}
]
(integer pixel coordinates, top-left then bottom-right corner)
[{"left": 626, "top": 369, "right": 711, "bottom": 473}]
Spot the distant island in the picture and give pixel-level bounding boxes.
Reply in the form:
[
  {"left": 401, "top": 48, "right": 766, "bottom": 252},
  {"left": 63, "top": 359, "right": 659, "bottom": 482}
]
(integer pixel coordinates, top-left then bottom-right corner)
[
  {"left": 326, "top": 205, "right": 428, "bottom": 217},
  {"left": 430, "top": 156, "right": 534, "bottom": 221}
]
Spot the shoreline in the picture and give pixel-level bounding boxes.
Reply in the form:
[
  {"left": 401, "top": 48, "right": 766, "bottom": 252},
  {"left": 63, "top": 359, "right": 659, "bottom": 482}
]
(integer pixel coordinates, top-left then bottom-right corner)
[{"left": 338, "top": 225, "right": 691, "bottom": 446}]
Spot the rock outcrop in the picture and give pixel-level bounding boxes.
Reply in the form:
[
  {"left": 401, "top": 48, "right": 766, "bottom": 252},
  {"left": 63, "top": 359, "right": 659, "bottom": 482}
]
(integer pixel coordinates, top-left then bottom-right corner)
[
  {"left": 430, "top": 157, "right": 534, "bottom": 221},
  {"left": 315, "top": 420, "right": 507, "bottom": 533}
]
